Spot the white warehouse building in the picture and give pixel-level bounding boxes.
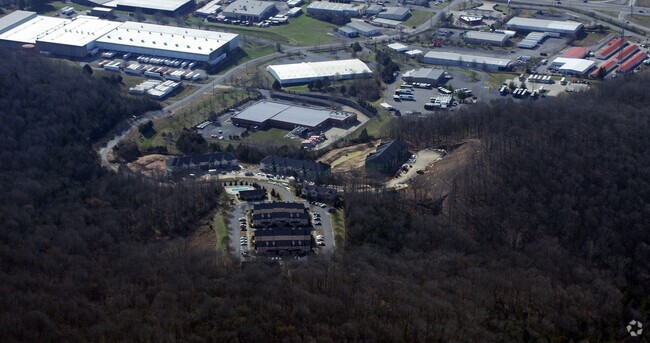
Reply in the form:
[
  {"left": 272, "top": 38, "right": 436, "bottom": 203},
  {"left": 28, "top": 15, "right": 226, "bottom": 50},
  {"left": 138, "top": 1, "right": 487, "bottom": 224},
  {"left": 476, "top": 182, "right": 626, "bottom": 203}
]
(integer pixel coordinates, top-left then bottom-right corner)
[
  {"left": 307, "top": 2, "right": 363, "bottom": 17},
  {"left": 506, "top": 17, "right": 583, "bottom": 35},
  {"left": 550, "top": 57, "right": 595, "bottom": 75},
  {"left": 0, "top": 11, "right": 239, "bottom": 64},
  {"left": 95, "top": 22, "right": 239, "bottom": 64},
  {"left": 423, "top": 51, "right": 511, "bottom": 71},
  {"left": 267, "top": 59, "right": 372, "bottom": 85}
]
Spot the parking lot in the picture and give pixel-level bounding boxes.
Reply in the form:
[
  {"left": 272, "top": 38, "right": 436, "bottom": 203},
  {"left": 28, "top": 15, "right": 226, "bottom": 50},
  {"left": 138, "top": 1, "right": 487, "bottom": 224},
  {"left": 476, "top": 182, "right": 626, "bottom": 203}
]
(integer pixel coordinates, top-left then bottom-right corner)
[{"left": 385, "top": 68, "right": 501, "bottom": 115}]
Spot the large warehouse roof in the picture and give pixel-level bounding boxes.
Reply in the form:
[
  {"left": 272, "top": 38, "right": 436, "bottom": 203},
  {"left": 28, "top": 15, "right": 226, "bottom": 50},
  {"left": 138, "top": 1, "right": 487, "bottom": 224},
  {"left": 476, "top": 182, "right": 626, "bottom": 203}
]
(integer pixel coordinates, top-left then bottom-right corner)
[
  {"left": 0, "top": 15, "right": 68, "bottom": 44},
  {"left": 233, "top": 101, "right": 354, "bottom": 128},
  {"left": 96, "top": 21, "right": 238, "bottom": 56},
  {"left": 37, "top": 16, "right": 121, "bottom": 47},
  {"left": 403, "top": 67, "right": 444, "bottom": 80},
  {"left": 223, "top": 0, "right": 276, "bottom": 16},
  {"left": 307, "top": 2, "right": 360, "bottom": 12},
  {"left": 102, "top": 0, "right": 191, "bottom": 12},
  {"left": 424, "top": 51, "right": 511, "bottom": 68},
  {"left": 267, "top": 59, "right": 371, "bottom": 84},
  {"left": 506, "top": 17, "right": 583, "bottom": 33},
  {"left": 0, "top": 10, "right": 37, "bottom": 34}
]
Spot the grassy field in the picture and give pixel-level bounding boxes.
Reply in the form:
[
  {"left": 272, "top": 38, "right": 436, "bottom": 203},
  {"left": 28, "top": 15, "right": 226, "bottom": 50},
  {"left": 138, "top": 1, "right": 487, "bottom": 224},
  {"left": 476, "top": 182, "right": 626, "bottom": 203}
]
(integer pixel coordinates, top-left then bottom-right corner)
[
  {"left": 628, "top": 14, "right": 650, "bottom": 28},
  {"left": 403, "top": 10, "right": 434, "bottom": 28},
  {"left": 572, "top": 31, "right": 611, "bottom": 47},
  {"left": 190, "top": 12, "right": 337, "bottom": 46},
  {"left": 352, "top": 111, "right": 393, "bottom": 139},
  {"left": 41, "top": 1, "right": 92, "bottom": 15},
  {"left": 485, "top": 72, "right": 519, "bottom": 90},
  {"left": 241, "top": 127, "right": 298, "bottom": 147},
  {"left": 213, "top": 210, "right": 230, "bottom": 251},
  {"left": 331, "top": 209, "right": 346, "bottom": 248}
]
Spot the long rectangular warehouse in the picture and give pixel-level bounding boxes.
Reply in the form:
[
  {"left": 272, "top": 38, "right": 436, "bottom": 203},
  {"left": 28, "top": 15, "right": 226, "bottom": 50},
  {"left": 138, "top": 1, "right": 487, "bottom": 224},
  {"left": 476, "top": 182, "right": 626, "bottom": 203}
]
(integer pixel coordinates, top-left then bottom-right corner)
[
  {"left": 506, "top": 17, "right": 583, "bottom": 35},
  {"left": 36, "top": 16, "right": 122, "bottom": 57},
  {"left": 267, "top": 59, "right": 372, "bottom": 85},
  {"left": 463, "top": 31, "right": 509, "bottom": 46},
  {"left": 0, "top": 11, "right": 239, "bottom": 63},
  {"left": 88, "top": 0, "right": 194, "bottom": 15},
  {"left": 422, "top": 51, "right": 511, "bottom": 71},
  {"left": 232, "top": 101, "right": 357, "bottom": 130},
  {"left": 95, "top": 22, "right": 239, "bottom": 64}
]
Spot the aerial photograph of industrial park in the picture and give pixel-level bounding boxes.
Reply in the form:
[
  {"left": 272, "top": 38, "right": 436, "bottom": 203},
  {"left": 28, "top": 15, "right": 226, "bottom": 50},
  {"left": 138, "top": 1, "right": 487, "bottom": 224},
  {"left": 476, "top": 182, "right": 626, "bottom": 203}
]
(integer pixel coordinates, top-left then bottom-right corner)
[{"left": 0, "top": 0, "right": 648, "bottom": 340}]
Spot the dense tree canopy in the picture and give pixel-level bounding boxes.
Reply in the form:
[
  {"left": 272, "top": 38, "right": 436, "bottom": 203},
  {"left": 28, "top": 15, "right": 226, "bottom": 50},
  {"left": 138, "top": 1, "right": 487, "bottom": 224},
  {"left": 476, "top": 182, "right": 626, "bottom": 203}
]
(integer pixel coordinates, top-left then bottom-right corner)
[{"left": 0, "top": 50, "right": 648, "bottom": 341}]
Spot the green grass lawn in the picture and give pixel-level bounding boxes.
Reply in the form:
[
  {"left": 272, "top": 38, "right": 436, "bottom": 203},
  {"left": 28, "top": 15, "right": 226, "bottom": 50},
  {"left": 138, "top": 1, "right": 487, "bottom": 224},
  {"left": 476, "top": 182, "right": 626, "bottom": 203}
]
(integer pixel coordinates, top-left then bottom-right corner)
[
  {"left": 241, "top": 127, "right": 298, "bottom": 146},
  {"left": 331, "top": 209, "right": 346, "bottom": 248},
  {"left": 190, "top": 12, "right": 336, "bottom": 46},
  {"left": 41, "top": 1, "right": 93, "bottom": 15},
  {"left": 213, "top": 210, "right": 230, "bottom": 251},
  {"left": 485, "top": 72, "right": 519, "bottom": 90},
  {"left": 628, "top": 14, "right": 650, "bottom": 28},
  {"left": 352, "top": 111, "right": 393, "bottom": 139},
  {"left": 403, "top": 10, "right": 433, "bottom": 28}
]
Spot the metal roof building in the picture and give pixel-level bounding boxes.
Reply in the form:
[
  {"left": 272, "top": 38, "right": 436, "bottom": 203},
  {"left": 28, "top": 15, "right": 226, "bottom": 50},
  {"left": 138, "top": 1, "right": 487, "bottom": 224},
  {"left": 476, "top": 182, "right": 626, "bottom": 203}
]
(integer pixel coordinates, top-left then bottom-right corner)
[
  {"left": 562, "top": 46, "right": 589, "bottom": 58},
  {"left": 0, "top": 10, "right": 37, "bottom": 34},
  {"left": 596, "top": 37, "right": 627, "bottom": 59},
  {"left": 95, "top": 21, "right": 239, "bottom": 64},
  {"left": 517, "top": 32, "right": 548, "bottom": 49},
  {"left": 0, "top": 14, "right": 68, "bottom": 48},
  {"left": 222, "top": 0, "right": 277, "bottom": 22},
  {"left": 336, "top": 25, "right": 358, "bottom": 38},
  {"left": 366, "top": 4, "right": 383, "bottom": 15},
  {"left": 423, "top": 51, "right": 511, "bottom": 71},
  {"left": 267, "top": 59, "right": 371, "bottom": 85},
  {"left": 551, "top": 57, "right": 595, "bottom": 75},
  {"left": 345, "top": 21, "right": 381, "bottom": 36},
  {"left": 195, "top": 0, "right": 222, "bottom": 17},
  {"left": 231, "top": 101, "right": 357, "bottom": 130},
  {"left": 377, "top": 7, "right": 410, "bottom": 21},
  {"left": 307, "top": 2, "right": 362, "bottom": 17},
  {"left": 463, "top": 31, "right": 509, "bottom": 46},
  {"left": 36, "top": 16, "right": 122, "bottom": 57},
  {"left": 0, "top": 11, "right": 239, "bottom": 62},
  {"left": 387, "top": 42, "right": 408, "bottom": 52},
  {"left": 506, "top": 17, "right": 583, "bottom": 35},
  {"left": 402, "top": 67, "right": 445, "bottom": 86},
  {"left": 93, "top": 0, "right": 193, "bottom": 15},
  {"left": 618, "top": 51, "right": 647, "bottom": 73}
]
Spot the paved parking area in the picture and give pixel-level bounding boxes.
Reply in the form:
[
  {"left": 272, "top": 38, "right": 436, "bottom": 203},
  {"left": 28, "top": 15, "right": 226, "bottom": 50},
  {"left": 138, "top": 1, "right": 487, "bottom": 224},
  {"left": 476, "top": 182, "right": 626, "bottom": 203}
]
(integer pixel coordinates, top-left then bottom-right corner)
[{"left": 199, "top": 112, "right": 247, "bottom": 139}]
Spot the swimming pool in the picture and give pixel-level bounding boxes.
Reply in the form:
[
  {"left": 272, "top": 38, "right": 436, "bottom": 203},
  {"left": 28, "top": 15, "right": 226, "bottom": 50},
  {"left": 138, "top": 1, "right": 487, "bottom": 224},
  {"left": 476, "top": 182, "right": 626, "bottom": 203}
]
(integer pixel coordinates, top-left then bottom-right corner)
[{"left": 229, "top": 187, "right": 254, "bottom": 194}]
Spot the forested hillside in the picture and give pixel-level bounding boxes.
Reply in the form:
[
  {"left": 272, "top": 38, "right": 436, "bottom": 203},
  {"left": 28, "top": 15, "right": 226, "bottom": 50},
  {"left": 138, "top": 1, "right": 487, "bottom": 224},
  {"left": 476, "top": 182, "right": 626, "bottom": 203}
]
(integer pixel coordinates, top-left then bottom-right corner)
[{"left": 0, "top": 50, "right": 648, "bottom": 341}]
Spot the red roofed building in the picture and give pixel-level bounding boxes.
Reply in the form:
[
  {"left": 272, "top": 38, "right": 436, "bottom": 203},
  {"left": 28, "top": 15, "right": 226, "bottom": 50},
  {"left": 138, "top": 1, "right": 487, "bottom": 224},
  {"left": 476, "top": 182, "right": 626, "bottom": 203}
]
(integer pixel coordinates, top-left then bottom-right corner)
[
  {"left": 615, "top": 44, "right": 639, "bottom": 62},
  {"left": 617, "top": 51, "right": 647, "bottom": 73},
  {"left": 596, "top": 37, "right": 627, "bottom": 60},
  {"left": 562, "top": 47, "right": 589, "bottom": 59},
  {"left": 589, "top": 59, "right": 618, "bottom": 78}
]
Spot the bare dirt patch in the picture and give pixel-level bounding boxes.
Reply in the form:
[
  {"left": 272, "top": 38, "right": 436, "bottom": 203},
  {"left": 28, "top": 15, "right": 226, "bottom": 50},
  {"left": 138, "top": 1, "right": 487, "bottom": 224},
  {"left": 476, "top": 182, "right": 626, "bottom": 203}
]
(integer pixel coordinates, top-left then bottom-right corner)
[
  {"left": 402, "top": 139, "right": 481, "bottom": 206},
  {"left": 188, "top": 221, "right": 218, "bottom": 251},
  {"left": 127, "top": 154, "right": 169, "bottom": 175},
  {"left": 318, "top": 141, "right": 380, "bottom": 173}
]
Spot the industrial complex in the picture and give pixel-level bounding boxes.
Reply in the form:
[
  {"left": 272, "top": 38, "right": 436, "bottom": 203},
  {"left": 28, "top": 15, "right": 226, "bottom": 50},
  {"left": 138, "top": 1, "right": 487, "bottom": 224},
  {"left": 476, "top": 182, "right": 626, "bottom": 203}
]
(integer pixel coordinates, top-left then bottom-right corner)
[
  {"left": 222, "top": 0, "right": 278, "bottom": 22},
  {"left": 267, "top": 59, "right": 372, "bottom": 85},
  {"left": 0, "top": 11, "right": 239, "bottom": 63},
  {"left": 231, "top": 101, "right": 357, "bottom": 130},
  {"left": 462, "top": 31, "right": 510, "bottom": 46}
]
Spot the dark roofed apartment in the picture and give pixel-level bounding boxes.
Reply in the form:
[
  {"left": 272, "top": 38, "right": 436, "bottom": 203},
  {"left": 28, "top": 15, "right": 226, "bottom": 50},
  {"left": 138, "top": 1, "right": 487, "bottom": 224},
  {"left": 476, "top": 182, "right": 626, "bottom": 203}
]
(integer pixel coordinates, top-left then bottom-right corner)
[
  {"left": 167, "top": 152, "right": 237, "bottom": 171},
  {"left": 251, "top": 202, "right": 312, "bottom": 254},
  {"left": 365, "top": 140, "right": 410, "bottom": 174},
  {"left": 260, "top": 156, "right": 330, "bottom": 181}
]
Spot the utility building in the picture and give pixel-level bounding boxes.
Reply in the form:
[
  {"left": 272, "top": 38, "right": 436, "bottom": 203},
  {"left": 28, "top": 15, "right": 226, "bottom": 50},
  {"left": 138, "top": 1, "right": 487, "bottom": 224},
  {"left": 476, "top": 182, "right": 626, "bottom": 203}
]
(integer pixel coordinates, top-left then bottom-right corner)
[
  {"left": 377, "top": 7, "right": 410, "bottom": 21},
  {"left": 463, "top": 31, "right": 509, "bottom": 46},
  {"left": 222, "top": 0, "right": 277, "bottom": 22},
  {"left": 401, "top": 68, "right": 445, "bottom": 86}
]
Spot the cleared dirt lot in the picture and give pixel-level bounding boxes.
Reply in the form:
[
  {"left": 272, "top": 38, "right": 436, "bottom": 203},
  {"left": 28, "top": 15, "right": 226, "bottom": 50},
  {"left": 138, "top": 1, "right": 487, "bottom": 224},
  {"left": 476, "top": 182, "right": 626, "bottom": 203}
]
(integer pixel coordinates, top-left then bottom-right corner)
[
  {"left": 318, "top": 141, "right": 380, "bottom": 173},
  {"left": 387, "top": 149, "right": 444, "bottom": 189},
  {"left": 127, "top": 154, "right": 169, "bottom": 175}
]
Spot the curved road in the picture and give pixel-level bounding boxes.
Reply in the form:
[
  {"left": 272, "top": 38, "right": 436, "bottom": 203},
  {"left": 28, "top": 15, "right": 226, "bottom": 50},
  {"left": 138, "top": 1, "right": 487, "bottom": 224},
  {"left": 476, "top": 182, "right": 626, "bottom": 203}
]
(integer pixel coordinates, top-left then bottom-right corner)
[{"left": 96, "top": 0, "right": 462, "bottom": 169}]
